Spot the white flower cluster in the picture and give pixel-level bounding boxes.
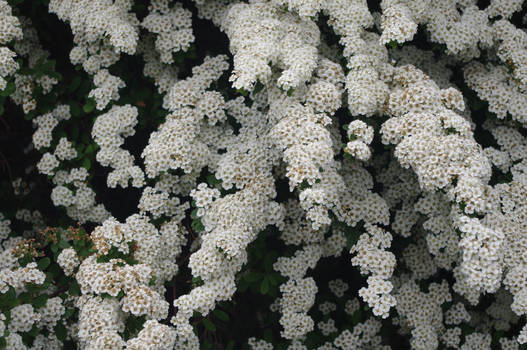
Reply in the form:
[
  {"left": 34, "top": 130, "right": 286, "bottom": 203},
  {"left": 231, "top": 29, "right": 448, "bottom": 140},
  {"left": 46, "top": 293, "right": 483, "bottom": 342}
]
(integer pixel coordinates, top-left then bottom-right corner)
[
  {"left": 32, "top": 106, "right": 109, "bottom": 223},
  {"left": 49, "top": 0, "right": 140, "bottom": 108},
  {"left": 0, "top": 1, "right": 22, "bottom": 90},
  {"left": 142, "top": 0, "right": 194, "bottom": 64},
  {"left": 352, "top": 224, "right": 396, "bottom": 318},
  {"left": 0, "top": 259, "right": 46, "bottom": 293},
  {"left": 74, "top": 214, "right": 186, "bottom": 348},
  {"left": 208, "top": 1, "right": 320, "bottom": 91},
  {"left": 279, "top": 277, "right": 318, "bottom": 339},
  {"left": 333, "top": 318, "right": 389, "bottom": 350},
  {"left": 344, "top": 120, "right": 374, "bottom": 161},
  {"left": 32, "top": 113, "right": 57, "bottom": 150},
  {"left": 269, "top": 59, "right": 346, "bottom": 229},
  {"left": 57, "top": 247, "right": 79, "bottom": 276},
  {"left": 0, "top": 220, "right": 72, "bottom": 349},
  {"left": 380, "top": 1, "right": 493, "bottom": 59},
  {"left": 174, "top": 181, "right": 283, "bottom": 346},
  {"left": 142, "top": 55, "right": 229, "bottom": 178},
  {"left": 394, "top": 279, "right": 451, "bottom": 350},
  {"left": 49, "top": 0, "right": 139, "bottom": 56},
  {"left": 10, "top": 17, "right": 59, "bottom": 113},
  {"left": 8, "top": 0, "right": 527, "bottom": 348},
  {"left": 92, "top": 104, "right": 145, "bottom": 188},
  {"left": 89, "top": 69, "right": 125, "bottom": 111},
  {"left": 50, "top": 167, "right": 110, "bottom": 223},
  {"left": 138, "top": 36, "right": 179, "bottom": 94}
]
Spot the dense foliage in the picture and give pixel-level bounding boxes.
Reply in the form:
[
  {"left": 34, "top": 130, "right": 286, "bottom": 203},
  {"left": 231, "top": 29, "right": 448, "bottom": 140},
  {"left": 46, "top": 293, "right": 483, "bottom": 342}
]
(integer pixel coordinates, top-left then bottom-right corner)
[{"left": 0, "top": 0, "right": 527, "bottom": 349}]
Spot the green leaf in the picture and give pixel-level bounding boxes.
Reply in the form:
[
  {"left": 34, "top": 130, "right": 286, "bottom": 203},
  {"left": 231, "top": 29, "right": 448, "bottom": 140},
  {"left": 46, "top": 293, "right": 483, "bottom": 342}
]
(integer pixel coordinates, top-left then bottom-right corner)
[
  {"left": 263, "top": 329, "right": 273, "bottom": 343},
  {"left": 202, "top": 319, "right": 216, "bottom": 332},
  {"left": 0, "top": 82, "right": 15, "bottom": 97},
  {"left": 26, "top": 324, "right": 39, "bottom": 337},
  {"left": 268, "top": 273, "right": 279, "bottom": 286},
  {"left": 191, "top": 218, "right": 204, "bottom": 232},
  {"left": 41, "top": 59, "right": 56, "bottom": 73},
  {"left": 58, "top": 240, "right": 70, "bottom": 249},
  {"left": 236, "top": 88, "right": 248, "bottom": 96},
  {"left": 192, "top": 276, "right": 204, "bottom": 287},
  {"left": 78, "top": 247, "right": 93, "bottom": 258},
  {"left": 82, "top": 99, "right": 96, "bottom": 113},
  {"left": 84, "top": 143, "right": 96, "bottom": 155},
  {"left": 71, "top": 125, "right": 79, "bottom": 141},
  {"left": 260, "top": 277, "right": 270, "bottom": 295},
  {"left": 244, "top": 272, "right": 261, "bottom": 283},
  {"left": 68, "top": 76, "right": 82, "bottom": 93},
  {"left": 70, "top": 102, "right": 81, "bottom": 117},
  {"left": 206, "top": 174, "right": 221, "bottom": 186},
  {"left": 32, "top": 294, "right": 48, "bottom": 309},
  {"left": 37, "top": 257, "right": 50, "bottom": 271},
  {"left": 226, "top": 341, "right": 235, "bottom": 350},
  {"left": 82, "top": 158, "right": 91, "bottom": 170},
  {"left": 68, "top": 281, "right": 80, "bottom": 296},
  {"left": 63, "top": 308, "right": 75, "bottom": 320},
  {"left": 213, "top": 309, "right": 229, "bottom": 321},
  {"left": 149, "top": 276, "right": 157, "bottom": 286},
  {"left": 253, "top": 81, "right": 264, "bottom": 94},
  {"left": 54, "top": 323, "right": 67, "bottom": 341},
  {"left": 351, "top": 309, "right": 361, "bottom": 325}
]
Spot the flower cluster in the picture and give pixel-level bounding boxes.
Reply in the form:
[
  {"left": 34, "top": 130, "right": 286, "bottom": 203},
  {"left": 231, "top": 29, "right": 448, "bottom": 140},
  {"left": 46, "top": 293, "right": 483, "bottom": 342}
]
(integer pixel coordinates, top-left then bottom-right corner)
[{"left": 2, "top": 0, "right": 527, "bottom": 349}]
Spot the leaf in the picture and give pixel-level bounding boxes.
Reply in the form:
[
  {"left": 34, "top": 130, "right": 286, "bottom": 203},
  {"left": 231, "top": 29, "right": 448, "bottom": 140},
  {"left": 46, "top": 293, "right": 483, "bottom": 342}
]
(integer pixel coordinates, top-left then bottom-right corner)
[
  {"left": 82, "top": 99, "right": 95, "bottom": 114},
  {"left": 82, "top": 158, "right": 91, "bottom": 170},
  {"left": 68, "top": 281, "right": 80, "bottom": 296},
  {"left": 351, "top": 309, "right": 361, "bottom": 325},
  {"left": 263, "top": 329, "right": 273, "bottom": 343},
  {"left": 68, "top": 76, "right": 82, "bottom": 93},
  {"left": 70, "top": 102, "right": 81, "bottom": 117},
  {"left": 237, "top": 278, "right": 249, "bottom": 292},
  {"left": 244, "top": 272, "right": 261, "bottom": 283},
  {"left": 0, "top": 82, "right": 15, "bottom": 97},
  {"left": 206, "top": 174, "right": 221, "bottom": 186},
  {"left": 26, "top": 324, "right": 39, "bottom": 337},
  {"left": 32, "top": 294, "right": 48, "bottom": 309},
  {"left": 63, "top": 308, "right": 75, "bottom": 320},
  {"left": 260, "top": 277, "right": 270, "bottom": 295},
  {"left": 236, "top": 88, "right": 248, "bottom": 96},
  {"left": 253, "top": 81, "right": 264, "bottom": 94},
  {"left": 78, "top": 247, "right": 93, "bottom": 258},
  {"left": 54, "top": 323, "right": 67, "bottom": 341},
  {"left": 268, "top": 273, "right": 279, "bottom": 286},
  {"left": 226, "top": 341, "right": 235, "bottom": 350},
  {"left": 84, "top": 143, "right": 96, "bottom": 155},
  {"left": 202, "top": 340, "right": 213, "bottom": 350},
  {"left": 41, "top": 59, "right": 56, "bottom": 73},
  {"left": 37, "top": 257, "right": 50, "bottom": 271},
  {"left": 191, "top": 218, "right": 204, "bottom": 232},
  {"left": 202, "top": 319, "right": 216, "bottom": 332},
  {"left": 71, "top": 125, "right": 80, "bottom": 141},
  {"left": 213, "top": 309, "right": 229, "bottom": 321},
  {"left": 58, "top": 240, "right": 70, "bottom": 249}
]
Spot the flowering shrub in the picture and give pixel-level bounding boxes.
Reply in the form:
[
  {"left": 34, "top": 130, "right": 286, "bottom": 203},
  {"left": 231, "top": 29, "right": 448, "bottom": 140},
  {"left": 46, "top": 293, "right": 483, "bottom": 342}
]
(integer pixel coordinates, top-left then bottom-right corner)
[{"left": 0, "top": 0, "right": 527, "bottom": 349}]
